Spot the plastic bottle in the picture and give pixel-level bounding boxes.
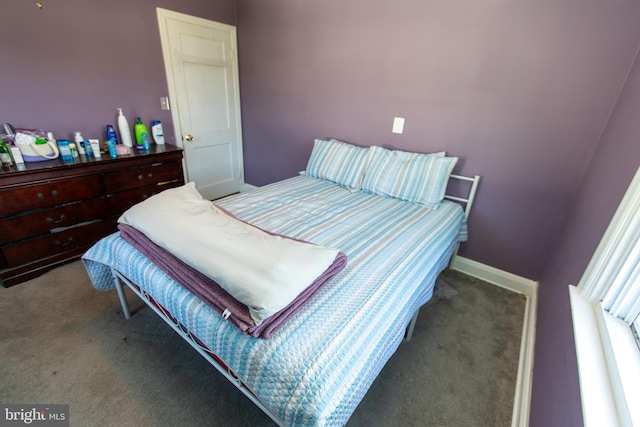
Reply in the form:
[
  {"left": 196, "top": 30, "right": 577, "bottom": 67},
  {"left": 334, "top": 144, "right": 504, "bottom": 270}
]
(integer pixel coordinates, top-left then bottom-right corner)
[
  {"left": 151, "top": 120, "right": 165, "bottom": 145},
  {"left": 106, "top": 125, "right": 118, "bottom": 145},
  {"left": 74, "top": 131, "right": 86, "bottom": 155},
  {"left": 46, "top": 131, "right": 56, "bottom": 145},
  {"left": 134, "top": 117, "right": 149, "bottom": 151},
  {"left": 0, "top": 140, "right": 14, "bottom": 166},
  {"left": 83, "top": 139, "right": 94, "bottom": 158},
  {"left": 107, "top": 138, "right": 118, "bottom": 158},
  {"left": 90, "top": 139, "right": 102, "bottom": 158},
  {"left": 142, "top": 133, "right": 151, "bottom": 150},
  {"left": 117, "top": 108, "right": 133, "bottom": 147},
  {"left": 69, "top": 143, "right": 79, "bottom": 158}
]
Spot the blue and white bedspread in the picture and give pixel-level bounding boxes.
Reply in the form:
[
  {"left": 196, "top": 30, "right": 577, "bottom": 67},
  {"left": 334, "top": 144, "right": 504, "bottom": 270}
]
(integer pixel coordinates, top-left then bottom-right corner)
[{"left": 82, "top": 175, "right": 467, "bottom": 426}]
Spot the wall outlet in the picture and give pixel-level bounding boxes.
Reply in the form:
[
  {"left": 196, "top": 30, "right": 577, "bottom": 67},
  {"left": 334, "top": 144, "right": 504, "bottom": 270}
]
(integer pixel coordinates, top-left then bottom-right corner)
[
  {"left": 392, "top": 117, "right": 405, "bottom": 134},
  {"left": 160, "top": 96, "right": 170, "bottom": 111}
]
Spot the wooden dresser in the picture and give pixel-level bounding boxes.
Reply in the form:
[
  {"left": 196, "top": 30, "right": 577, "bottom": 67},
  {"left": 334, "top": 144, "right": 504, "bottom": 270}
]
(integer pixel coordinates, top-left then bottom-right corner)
[{"left": 0, "top": 144, "right": 184, "bottom": 287}]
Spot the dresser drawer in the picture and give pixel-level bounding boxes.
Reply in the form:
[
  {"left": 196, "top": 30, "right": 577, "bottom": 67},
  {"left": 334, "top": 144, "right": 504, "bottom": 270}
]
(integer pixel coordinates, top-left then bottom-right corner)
[
  {"left": 1, "top": 220, "right": 114, "bottom": 267},
  {"left": 0, "top": 175, "right": 103, "bottom": 217},
  {"left": 107, "top": 180, "right": 184, "bottom": 216},
  {"left": 103, "top": 161, "right": 183, "bottom": 193},
  {"left": 0, "top": 198, "right": 108, "bottom": 242}
]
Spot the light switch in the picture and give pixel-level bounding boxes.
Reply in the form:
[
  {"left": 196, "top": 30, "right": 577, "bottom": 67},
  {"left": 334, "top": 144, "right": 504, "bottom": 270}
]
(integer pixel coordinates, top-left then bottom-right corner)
[
  {"left": 392, "top": 117, "right": 405, "bottom": 134},
  {"left": 160, "top": 96, "right": 170, "bottom": 111}
]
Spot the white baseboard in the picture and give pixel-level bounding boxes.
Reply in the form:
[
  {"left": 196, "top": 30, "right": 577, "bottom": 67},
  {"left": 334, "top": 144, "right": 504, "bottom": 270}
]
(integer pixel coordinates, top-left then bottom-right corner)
[
  {"left": 450, "top": 255, "right": 537, "bottom": 296},
  {"left": 450, "top": 256, "right": 538, "bottom": 427}
]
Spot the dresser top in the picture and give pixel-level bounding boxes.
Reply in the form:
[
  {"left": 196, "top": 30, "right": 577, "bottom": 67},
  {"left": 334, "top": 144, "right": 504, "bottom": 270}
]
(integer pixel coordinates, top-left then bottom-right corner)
[
  {"left": 1, "top": 144, "right": 183, "bottom": 175},
  {"left": 0, "top": 144, "right": 184, "bottom": 187}
]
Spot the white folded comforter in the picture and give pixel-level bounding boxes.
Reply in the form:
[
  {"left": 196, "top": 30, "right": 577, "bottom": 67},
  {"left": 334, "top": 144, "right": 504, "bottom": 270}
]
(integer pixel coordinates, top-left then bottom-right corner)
[{"left": 118, "top": 182, "right": 340, "bottom": 325}]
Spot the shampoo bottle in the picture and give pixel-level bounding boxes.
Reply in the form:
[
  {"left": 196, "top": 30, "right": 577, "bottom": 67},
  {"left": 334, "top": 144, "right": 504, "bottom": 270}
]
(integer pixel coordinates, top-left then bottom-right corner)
[
  {"left": 117, "top": 108, "right": 133, "bottom": 147},
  {"left": 134, "top": 117, "right": 149, "bottom": 150},
  {"left": 151, "top": 120, "right": 165, "bottom": 145}
]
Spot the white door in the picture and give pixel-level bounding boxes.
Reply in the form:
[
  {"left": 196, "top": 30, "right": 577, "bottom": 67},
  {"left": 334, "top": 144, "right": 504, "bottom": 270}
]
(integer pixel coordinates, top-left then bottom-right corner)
[{"left": 157, "top": 8, "right": 244, "bottom": 200}]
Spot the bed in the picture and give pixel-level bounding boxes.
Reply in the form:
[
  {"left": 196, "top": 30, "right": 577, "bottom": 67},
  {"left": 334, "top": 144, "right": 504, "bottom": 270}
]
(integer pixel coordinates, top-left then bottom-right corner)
[{"left": 82, "top": 140, "right": 480, "bottom": 426}]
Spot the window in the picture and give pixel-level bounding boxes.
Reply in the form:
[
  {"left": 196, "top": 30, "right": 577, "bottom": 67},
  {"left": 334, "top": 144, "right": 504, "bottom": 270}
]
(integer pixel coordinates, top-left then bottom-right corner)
[{"left": 570, "top": 165, "right": 640, "bottom": 427}]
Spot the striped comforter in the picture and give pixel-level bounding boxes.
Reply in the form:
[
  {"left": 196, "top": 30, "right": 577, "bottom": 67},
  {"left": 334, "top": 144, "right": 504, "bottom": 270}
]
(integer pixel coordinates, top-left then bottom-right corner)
[{"left": 82, "top": 175, "right": 467, "bottom": 426}]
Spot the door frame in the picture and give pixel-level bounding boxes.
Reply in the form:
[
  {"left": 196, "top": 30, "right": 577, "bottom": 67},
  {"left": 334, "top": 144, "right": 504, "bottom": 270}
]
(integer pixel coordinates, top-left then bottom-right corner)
[{"left": 156, "top": 7, "right": 244, "bottom": 188}]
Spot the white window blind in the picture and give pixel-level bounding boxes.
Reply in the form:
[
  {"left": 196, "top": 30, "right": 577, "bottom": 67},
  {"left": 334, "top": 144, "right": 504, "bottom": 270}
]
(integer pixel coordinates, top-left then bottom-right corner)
[{"left": 578, "top": 165, "right": 640, "bottom": 329}]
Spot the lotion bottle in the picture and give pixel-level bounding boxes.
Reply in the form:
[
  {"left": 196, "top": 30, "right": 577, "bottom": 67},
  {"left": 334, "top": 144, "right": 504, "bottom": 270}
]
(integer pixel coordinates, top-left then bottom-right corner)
[
  {"left": 74, "top": 131, "right": 86, "bottom": 155},
  {"left": 117, "top": 108, "right": 133, "bottom": 147}
]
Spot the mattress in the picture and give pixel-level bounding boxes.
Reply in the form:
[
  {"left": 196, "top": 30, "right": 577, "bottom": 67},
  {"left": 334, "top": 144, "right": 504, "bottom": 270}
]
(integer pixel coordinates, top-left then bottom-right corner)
[{"left": 83, "top": 175, "right": 467, "bottom": 426}]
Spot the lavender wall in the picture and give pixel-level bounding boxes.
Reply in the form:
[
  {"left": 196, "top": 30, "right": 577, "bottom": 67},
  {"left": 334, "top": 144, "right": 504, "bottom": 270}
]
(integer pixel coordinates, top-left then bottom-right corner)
[
  {"left": 236, "top": 0, "right": 640, "bottom": 281},
  {"left": 530, "top": 48, "right": 640, "bottom": 427},
  {"left": 0, "top": 0, "right": 234, "bottom": 146},
  {"left": 3, "top": 1, "right": 640, "bottom": 425},
  {"left": 235, "top": 1, "right": 640, "bottom": 426}
]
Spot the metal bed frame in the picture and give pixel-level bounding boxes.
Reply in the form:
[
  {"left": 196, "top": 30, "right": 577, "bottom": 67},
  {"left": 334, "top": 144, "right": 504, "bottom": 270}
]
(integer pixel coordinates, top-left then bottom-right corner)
[
  {"left": 111, "top": 173, "right": 481, "bottom": 426},
  {"left": 405, "top": 173, "right": 481, "bottom": 340}
]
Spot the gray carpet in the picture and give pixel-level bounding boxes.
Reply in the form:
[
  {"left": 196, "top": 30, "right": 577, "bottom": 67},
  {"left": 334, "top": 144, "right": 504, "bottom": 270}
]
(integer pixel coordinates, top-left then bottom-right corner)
[{"left": 0, "top": 261, "right": 525, "bottom": 426}]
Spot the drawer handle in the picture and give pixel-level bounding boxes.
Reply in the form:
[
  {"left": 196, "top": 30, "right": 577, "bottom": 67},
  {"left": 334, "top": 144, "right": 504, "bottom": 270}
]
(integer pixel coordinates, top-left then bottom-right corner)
[
  {"left": 147, "top": 173, "right": 153, "bottom": 178},
  {"left": 138, "top": 174, "right": 144, "bottom": 180},
  {"left": 46, "top": 214, "right": 67, "bottom": 224},
  {"left": 36, "top": 190, "right": 59, "bottom": 199},
  {"left": 55, "top": 237, "right": 74, "bottom": 247}
]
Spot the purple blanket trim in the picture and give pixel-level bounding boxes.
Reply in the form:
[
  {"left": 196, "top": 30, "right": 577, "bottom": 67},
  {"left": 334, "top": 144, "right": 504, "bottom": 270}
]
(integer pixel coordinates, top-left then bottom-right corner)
[{"left": 117, "top": 222, "right": 347, "bottom": 339}]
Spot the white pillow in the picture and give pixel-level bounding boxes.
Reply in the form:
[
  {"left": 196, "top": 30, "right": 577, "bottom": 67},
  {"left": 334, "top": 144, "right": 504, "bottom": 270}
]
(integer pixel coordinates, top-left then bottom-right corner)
[
  {"left": 305, "top": 139, "right": 370, "bottom": 190},
  {"left": 362, "top": 146, "right": 458, "bottom": 209}
]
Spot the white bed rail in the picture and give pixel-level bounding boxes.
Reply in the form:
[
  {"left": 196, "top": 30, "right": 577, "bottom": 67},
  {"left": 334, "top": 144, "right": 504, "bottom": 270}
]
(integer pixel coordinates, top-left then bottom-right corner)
[
  {"left": 444, "top": 174, "right": 481, "bottom": 219},
  {"left": 111, "top": 270, "right": 287, "bottom": 427},
  {"left": 405, "top": 173, "right": 481, "bottom": 342}
]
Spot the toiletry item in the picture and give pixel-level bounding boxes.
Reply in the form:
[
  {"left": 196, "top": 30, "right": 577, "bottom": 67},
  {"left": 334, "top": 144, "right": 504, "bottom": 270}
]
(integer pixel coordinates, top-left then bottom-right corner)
[
  {"left": 151, "top": 120, "right": 165, "bottom": 145},
  {"left": 115, "top": 144, "right": 131, "bottom": 156},
  {"left": 74, "top": 131, "right": 86, "bottom": 155},
  {"left": 134, "top": 117, "right": 148, "bottom": 150},
  {"left": 107, "top": 138, "right": 118, "bottom": 158},
  {"left": 0, "top": 140, "right": 15, "bottom": 166},
  {"left": 46, "top": 132, "right": 56, "bottom": 146},
  {"left": 57, "top": 140, "right": 73, "bottom": 162},
  {"left": 142, "top": 133, "right": 151, "bottom": 150},
  {"left": 106, "top": 125, "right": 118, "bottom": 145},
  {"left": 89, "top": 139, "right": 102, "bottom": 158},
  {"left": 117, "top": 108, "right": 133, "bottom": 147},
  {"left": 69, "top": 142, "right": 79, "bottom": 158},
  {"left": 10, "top": 146, "right": 24, "bottom": 164},
  {"left": 83, "top": 139, "right": 94, "bottom": 158}
]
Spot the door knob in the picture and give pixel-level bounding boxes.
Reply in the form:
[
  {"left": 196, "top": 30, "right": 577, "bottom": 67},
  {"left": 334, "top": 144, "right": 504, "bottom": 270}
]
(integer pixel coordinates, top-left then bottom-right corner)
[{"left": 184, "top": 134, "right": 194, "bottom": 142}]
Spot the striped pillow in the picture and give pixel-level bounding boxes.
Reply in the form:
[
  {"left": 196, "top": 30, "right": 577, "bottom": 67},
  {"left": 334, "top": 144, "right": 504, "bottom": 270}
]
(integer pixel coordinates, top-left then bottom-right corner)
[
  {"left": 362, "top": 146, "right": 458, "bottom": 209},
  {"left": 305, "top": 139, "right": 370, "bottom": 190}
]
